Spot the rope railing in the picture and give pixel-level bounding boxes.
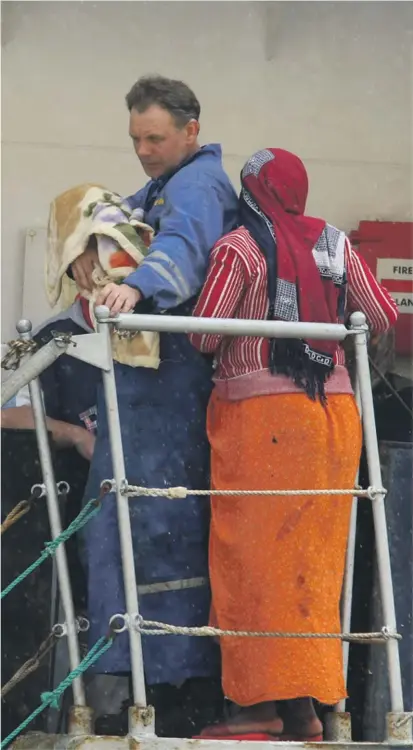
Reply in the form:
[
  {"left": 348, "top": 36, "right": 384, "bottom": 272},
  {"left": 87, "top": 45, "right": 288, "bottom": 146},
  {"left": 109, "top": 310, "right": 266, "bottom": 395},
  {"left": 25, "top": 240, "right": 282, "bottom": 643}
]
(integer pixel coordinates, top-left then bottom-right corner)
[
  {"left": 108, "top": 613, "right": 401, "bottom": 645},
  {"left": 121, "top": 483, "right": 385, "bottom": 500}
]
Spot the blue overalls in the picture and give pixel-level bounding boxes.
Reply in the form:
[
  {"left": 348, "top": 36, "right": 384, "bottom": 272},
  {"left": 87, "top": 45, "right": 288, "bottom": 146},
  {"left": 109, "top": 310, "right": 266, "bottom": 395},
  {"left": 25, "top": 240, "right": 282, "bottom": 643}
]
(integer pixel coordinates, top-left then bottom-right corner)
[{"left": 82, "top": 145, "right": 239, "bottom": 683}]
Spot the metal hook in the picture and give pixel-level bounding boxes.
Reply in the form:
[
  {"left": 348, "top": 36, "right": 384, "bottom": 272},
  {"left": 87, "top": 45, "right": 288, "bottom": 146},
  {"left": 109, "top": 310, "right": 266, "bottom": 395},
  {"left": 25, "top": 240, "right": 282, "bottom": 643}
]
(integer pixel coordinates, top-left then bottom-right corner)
[
  {"left": 367, "top": 486, "right": 387, "bottom": 500},
  {"left": 101, "top": 479, "right": 116, "bottom": 494},
  {"left": 30, "top": 483, "right": 46, "bottom": 498},
  {"left": 77, "top": 616, "right": 90, "bottom": 633},
  {"left": 109, "top": 613, "right": 129, "bottom": 634},
  {"left": 57, "top": 481, "right": 70, "bottom": 495},
  {"left": 52, "top": 623, "right": 67, "bottom": 638}
]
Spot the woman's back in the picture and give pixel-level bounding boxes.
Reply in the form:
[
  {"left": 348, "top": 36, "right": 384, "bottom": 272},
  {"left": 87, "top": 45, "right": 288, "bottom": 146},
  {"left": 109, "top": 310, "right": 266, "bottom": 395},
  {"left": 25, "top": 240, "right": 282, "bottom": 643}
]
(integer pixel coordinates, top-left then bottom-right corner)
[{"left": 191, "top": 225, "right": 398, "bottom": 398}]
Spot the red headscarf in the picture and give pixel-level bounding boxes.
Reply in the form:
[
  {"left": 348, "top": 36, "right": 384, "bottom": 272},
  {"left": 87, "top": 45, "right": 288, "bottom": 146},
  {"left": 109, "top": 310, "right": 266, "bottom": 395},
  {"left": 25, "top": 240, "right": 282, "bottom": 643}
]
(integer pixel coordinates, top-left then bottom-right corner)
[{"left": 240, "top": 148, "right": 346, "bottom": 402}]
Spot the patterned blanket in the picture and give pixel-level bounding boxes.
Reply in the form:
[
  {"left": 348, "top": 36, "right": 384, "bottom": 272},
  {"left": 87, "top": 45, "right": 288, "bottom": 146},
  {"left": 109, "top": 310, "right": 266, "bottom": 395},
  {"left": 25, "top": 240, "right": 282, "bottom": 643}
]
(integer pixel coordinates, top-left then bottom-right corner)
[{"left": 46, "top": 184, "right": 159, "bottom": 369}]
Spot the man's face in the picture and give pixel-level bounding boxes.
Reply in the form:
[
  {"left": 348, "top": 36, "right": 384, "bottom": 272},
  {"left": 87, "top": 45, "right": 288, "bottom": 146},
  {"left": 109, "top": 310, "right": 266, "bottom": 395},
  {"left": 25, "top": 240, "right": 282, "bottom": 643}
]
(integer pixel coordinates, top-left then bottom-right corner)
[{"left": 129, "top": 104, "right": 199, "bottom": 179}]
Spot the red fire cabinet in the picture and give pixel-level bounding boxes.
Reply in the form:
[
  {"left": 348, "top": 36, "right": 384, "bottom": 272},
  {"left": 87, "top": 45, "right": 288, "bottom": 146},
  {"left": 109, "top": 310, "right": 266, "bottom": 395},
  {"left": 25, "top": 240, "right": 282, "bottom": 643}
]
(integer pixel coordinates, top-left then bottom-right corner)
[{"left": 349, "top": 221, "right": 413, "bottom": 357}]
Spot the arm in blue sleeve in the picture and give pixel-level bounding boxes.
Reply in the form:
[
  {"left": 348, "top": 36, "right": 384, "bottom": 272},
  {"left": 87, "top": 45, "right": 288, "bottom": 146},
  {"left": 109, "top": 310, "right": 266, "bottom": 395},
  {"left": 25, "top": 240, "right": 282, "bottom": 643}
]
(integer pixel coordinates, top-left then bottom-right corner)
[
  {"left": 126, "top": 185, "right": 148, "bottom": 210},
  {"left": 123, "top": 182, "right": 225, "bottom": 310}
]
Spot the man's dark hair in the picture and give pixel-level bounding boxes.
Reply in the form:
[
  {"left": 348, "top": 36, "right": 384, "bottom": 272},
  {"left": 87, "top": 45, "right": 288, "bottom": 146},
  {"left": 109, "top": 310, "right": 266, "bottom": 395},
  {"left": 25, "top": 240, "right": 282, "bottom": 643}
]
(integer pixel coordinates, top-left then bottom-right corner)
[{"left": 125, "top": 75, "right": 200, "bottom": 127}]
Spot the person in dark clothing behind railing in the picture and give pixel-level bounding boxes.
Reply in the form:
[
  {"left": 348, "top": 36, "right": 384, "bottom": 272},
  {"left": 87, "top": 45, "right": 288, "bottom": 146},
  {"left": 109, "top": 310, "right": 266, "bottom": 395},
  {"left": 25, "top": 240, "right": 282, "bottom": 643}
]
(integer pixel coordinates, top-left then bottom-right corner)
[
  {"left": 1, "top": 299, "right": 98, "bottom": 463},
  {"left": 68, "top": 75, "right": 239, "bottom": 737},
  {"left": 1, "top": 299, "right": 99, "bottom": 737},
  {"left": 1, "top": 299, "right": 99, "bottom": 600}
]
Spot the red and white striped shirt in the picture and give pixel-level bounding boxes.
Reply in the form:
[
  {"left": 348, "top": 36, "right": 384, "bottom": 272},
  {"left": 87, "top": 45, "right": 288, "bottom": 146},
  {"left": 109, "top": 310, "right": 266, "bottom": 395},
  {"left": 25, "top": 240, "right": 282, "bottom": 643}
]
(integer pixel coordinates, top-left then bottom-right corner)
[{"left": 190, "top": 227, "right": 398, "bottom": 399}]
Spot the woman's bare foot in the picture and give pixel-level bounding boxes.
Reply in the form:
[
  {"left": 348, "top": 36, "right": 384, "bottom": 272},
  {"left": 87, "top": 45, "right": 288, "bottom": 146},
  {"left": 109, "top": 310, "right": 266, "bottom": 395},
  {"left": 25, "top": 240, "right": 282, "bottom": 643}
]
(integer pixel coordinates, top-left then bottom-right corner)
[
  {"left": 278, "top": 697, "right": 323, "bottom": 738},
  {"left": 200, "top": 701, "right": 284, "bottom": 737}
]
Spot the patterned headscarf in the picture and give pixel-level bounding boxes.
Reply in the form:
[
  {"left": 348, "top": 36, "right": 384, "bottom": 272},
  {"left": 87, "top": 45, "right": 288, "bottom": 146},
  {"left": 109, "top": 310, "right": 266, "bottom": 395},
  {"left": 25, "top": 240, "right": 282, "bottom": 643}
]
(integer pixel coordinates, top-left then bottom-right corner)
[{"left": 240, "top": 148, "right": 347, "bottom": 402}]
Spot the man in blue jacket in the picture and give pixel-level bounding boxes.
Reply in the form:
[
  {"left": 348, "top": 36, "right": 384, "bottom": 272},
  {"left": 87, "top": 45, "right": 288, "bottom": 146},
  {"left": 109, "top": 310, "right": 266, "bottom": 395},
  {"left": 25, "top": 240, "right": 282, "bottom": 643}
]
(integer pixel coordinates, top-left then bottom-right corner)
[
  {"left": 72, "top": 75, "right": 237, "bottom": 310},
  {"left": 71, "top": 76, "right": 238, "bottom": 737}
]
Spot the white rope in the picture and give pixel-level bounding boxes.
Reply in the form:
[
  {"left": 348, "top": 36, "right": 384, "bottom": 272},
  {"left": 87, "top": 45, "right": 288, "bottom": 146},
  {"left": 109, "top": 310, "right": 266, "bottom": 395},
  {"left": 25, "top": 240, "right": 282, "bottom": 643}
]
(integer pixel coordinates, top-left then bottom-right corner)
[
  {"left": 133, "top": 617, "right": 400, "bottom": 644},
  {"left": 124, "top": 485, "right": 384, "bottom": 500}
]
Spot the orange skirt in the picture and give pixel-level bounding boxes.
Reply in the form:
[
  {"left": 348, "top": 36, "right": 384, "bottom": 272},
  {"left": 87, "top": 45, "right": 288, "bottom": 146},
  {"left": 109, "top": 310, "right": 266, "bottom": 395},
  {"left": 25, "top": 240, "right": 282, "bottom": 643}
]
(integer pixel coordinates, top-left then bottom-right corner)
[{"left": 207, "top": 391, "right": 362, "bottom": 706}]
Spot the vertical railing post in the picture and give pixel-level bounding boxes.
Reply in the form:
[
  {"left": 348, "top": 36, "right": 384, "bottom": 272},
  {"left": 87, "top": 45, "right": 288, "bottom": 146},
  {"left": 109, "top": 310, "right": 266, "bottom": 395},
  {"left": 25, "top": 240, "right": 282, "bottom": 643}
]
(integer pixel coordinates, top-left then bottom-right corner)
[
  {"left": 336, "top": 382, "right": 362, "bottom": 713},
  {"left": 16, "top": 320, "right": 87, "bottom": 713},
  {"left": 94, "top": 307, "right": 151, "bottom": 737},
  {"left": 327, "top": 383, "right": 361, "bottom": 741},
  {"left": 350, "top": 312, "right": 410, "bottom": 743}
]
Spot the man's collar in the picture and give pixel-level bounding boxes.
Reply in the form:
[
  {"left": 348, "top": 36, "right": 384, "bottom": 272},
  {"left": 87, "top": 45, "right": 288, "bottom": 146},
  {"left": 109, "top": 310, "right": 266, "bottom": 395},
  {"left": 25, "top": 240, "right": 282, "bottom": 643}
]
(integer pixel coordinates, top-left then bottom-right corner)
[{"left": 152, "top": 146, "right": 201, "bottom": 187}]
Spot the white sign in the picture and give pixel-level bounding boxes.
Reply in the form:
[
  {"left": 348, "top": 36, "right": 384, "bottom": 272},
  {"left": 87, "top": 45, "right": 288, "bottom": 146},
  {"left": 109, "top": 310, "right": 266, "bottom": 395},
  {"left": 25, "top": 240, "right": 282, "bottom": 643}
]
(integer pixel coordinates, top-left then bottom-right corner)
[
  {"left": 376, "top": 257, "right": 413, "bottom": 315},
  {"left": 391, "top": 292, "right": 413, "bottom": 315},
  {"left": 377, "top": 257, "right": 413, "bottom": 281}
]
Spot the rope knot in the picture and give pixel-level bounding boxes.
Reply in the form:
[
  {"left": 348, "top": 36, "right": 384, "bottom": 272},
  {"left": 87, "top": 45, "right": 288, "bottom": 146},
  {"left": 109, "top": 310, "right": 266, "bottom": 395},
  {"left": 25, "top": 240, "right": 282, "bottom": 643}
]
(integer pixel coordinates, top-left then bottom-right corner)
[
  {"left": 44, "top": 540, "right": 58, "bottom": 556},
  {"left": 40, "top": 691, "right": 61, "bottom": 710},
  {"left": 135, "top": 614, "right": 144, "bottom": 630},
  {"left": 381, "top": 626, "right": 396, "bottom": 641},
  {"left": 167, "top": 486, "right": 188, "bottom": 499}
]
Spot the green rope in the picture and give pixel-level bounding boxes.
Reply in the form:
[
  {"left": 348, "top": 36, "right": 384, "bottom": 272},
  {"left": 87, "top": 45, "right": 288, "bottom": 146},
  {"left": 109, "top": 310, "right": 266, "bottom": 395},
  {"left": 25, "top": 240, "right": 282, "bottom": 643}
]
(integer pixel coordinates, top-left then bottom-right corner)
[
  {"left": 1, "top": 498, "right": 101, "bottom": 600},
  {"left": 1, "top": 635, "right": 114, "bottom": 749}
]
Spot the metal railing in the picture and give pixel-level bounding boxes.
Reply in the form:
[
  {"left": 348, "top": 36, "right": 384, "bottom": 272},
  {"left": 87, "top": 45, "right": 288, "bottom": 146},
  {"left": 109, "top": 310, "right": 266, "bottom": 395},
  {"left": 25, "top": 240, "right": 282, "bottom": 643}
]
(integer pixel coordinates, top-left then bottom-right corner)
[{"left": 1, "top": 308, "right": 411, "bottom": 748}]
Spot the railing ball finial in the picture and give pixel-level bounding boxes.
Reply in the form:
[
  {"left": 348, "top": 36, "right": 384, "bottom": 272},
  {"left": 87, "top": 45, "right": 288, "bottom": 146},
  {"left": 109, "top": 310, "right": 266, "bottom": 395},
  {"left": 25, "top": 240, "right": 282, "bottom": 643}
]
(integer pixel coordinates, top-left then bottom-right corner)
[
  {"left": 94, "top": 305, "right": 111, "bottom": 322},
  {"left": 16, "top": 319, "right": 33, "bottom": 335},
  {"left": 349, "top": 311, "right": 367, "bottom": 328}
]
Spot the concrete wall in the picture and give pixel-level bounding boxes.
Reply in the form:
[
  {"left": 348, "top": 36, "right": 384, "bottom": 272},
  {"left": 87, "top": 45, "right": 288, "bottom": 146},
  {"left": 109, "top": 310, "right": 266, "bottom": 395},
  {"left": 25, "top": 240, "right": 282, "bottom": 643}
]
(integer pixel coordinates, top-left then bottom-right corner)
[{"left": 2, "top": 1, "right": 412, "bottom": 338}]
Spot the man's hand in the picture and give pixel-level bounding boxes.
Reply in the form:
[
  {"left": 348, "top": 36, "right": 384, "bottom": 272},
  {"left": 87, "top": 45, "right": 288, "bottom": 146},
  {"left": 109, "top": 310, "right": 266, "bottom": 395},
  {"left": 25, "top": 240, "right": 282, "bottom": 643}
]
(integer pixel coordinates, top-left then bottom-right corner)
[
  {"left": 72, "top": 427, "right": 96, "bottom": 461},
  {"left": 95, "top": 283, "right": 141, "bottom": 315},
  {"left": 72, "top": 246, "right": 101, "bottom": 292}
]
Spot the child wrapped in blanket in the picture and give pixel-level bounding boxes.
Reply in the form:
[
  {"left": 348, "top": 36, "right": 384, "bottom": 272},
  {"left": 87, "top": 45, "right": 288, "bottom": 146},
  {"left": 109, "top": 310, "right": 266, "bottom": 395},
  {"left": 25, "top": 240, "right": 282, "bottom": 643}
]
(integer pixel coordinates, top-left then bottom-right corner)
[{"left": 46, "top": 183, "right": 159, "bottom": 369}]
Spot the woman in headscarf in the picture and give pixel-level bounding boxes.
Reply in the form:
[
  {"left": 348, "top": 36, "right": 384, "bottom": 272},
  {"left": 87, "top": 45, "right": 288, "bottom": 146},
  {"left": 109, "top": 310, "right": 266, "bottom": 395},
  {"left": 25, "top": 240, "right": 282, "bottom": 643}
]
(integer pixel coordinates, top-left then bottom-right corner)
[{"left": 189, "top": 149, "right": 398, "bottom": 741}]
